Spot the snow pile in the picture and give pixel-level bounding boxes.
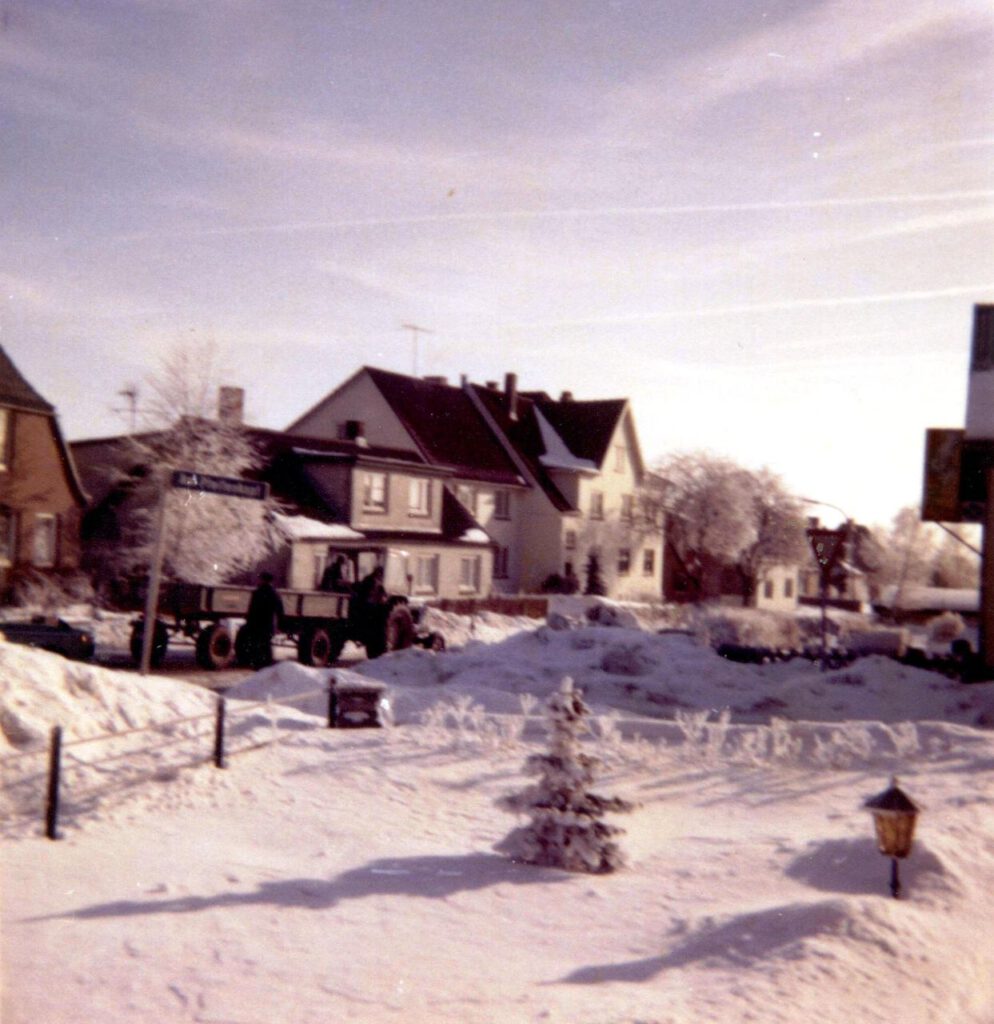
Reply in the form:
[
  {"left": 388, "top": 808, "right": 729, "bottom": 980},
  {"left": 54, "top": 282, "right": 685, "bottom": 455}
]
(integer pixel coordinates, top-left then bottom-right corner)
[{"left": 4, "top": 611, "right": 994, "bottom": 1023}]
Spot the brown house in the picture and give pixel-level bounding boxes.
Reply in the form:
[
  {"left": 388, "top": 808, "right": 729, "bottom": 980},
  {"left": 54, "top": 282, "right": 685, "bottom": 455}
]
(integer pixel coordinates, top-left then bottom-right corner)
[{"left": 0, "top": 347, "right": 87, "bottom": 599}]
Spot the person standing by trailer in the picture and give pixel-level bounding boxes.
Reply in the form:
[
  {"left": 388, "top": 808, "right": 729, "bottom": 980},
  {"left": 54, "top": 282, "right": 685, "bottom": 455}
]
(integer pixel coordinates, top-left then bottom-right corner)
[{"left": 245, "top": 572, "right": 285, "bottom": 668}]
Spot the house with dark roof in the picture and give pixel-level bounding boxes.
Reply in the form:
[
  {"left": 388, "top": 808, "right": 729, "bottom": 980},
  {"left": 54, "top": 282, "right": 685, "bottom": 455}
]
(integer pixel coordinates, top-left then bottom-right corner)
[
  {"left": 71, "top": 414, "right": 494, "bottom": 601},
  {"left": 287, "top": 368, "right": 663, "bottom": 599},
  {"left": 0, "top": 347, "right": 87, "bottom": 598}
]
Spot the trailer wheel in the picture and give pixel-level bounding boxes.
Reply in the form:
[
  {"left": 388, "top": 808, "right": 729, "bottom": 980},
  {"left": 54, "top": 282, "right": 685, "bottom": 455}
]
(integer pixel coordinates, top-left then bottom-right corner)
[
  {"left": 298, "top": 625, "right": 345, "bottom": 667},
  {"left": 129, "top": 619, "right": 169, "bottom": 668},
  {"left": 196, "top": 623, "right": 235, "bottom": 670},
  {"left": 385, "top": 604, "right": 415, "bottom": 652}
]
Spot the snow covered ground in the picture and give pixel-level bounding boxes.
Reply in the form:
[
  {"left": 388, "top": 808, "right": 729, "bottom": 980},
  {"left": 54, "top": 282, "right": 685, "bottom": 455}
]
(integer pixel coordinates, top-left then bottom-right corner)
[{"left": 4, "top": 602, "right": 994, "bottom": 1023}]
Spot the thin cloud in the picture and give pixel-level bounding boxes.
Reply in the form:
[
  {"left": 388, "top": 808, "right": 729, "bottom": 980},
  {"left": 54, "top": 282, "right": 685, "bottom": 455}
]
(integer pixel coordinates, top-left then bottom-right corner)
[
  {"left": 501, "top": 283, "right": 994, "bottom": 331},
  {"left": 110, "top": 189, "right": 994, "bottom": 243}
]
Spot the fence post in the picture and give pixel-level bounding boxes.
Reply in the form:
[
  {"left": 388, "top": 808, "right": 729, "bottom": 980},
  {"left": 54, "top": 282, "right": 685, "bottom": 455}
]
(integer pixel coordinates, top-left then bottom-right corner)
[
  {"left": 45, "top": 725, "right": 63, "bottom": 840},
  {"left": 327, "top": 673, "right": 337, "bottom": 728},
  {"left": 213, "top": 696, "right": 227, "bottom": 768}
]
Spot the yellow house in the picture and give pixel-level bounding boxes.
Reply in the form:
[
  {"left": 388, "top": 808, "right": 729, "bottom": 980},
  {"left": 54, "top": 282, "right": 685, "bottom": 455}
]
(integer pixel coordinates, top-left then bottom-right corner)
[{"left": 288, "top": 368, "right": 663, "bottom": 601}]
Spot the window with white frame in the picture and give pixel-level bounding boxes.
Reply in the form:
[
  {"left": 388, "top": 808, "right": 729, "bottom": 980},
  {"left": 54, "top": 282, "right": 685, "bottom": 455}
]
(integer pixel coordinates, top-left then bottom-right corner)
[
  {"left": 642, "top": 548, "right": 655, "bottom": 576},
  {"left": 0, "top": 506, "right": 15, "bottom": 564},
  {"left": 362, "top": 471, "right": 388, "bottom": 512},
  {"left": 494, "top": 489, "right": 511, "bottom": 520},
  {"left": 617, "top": 548, "right": 631, "bottom": 575},
  {"left": 413, "top": 554, "right": 439, "bottom": 593},
  {"left": 32, "top": 513, "right": 57, "bottom": 568},
  {"left": 589, "top": 491, "right": 604, "bottom": 519},
  {"left": 459, "top": 555, "right": 482, "bottom": 592},
  {"left": 408, "top": 477, "right": 431, "bottom": 517},
  {"left": 620, "top": 494, "right": 634, "bottom": 521}
]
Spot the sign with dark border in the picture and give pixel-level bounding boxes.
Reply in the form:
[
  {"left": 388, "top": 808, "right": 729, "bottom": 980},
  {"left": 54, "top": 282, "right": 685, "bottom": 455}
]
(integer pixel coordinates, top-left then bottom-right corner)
[{"left": 170, "top": 470, "right": 268, "bottom": 501}]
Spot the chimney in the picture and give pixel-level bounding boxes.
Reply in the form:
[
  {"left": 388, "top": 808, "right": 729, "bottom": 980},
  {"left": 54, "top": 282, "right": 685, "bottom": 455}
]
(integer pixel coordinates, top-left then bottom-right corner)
[
  {"left": 218, "top": 386, "right": 244, "bottom": 426},
  {"left": 505, "top": 372, "right": 518, "bottom": 421},
  {"left": 423, "top": 375, "right": 448, "bottom": 385},
  {"left": 560, "top": 390, "right": 573, "bottom": 402},
  {"left": 485, "top": 380, "right": 499, "bottom": 390}
]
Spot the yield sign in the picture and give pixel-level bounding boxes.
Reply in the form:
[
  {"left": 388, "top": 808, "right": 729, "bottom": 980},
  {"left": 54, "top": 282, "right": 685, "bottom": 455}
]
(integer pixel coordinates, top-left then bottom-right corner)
[{"left": 808, "top": 527, "right": 846, "bottom": 573}]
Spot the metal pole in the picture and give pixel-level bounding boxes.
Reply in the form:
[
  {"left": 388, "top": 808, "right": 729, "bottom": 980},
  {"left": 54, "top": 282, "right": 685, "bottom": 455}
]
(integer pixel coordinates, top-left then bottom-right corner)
[
  {"left": 213, "top": 696, "right": 227, "bottom": 768},
  {"left": 45, "top": 725, "right": 63, "bottom": 840},
  {"left": 890, "top": 857, "right": 901, "bottom": 899},
  {"left": 140, "top": 483, "right": 171, "bottom": 676},
  {"left": 820, "top": 573, "right": 828, "bottom": 671},
  {"left": 327, "top": 675, "right": 338, "bottom": 728}
]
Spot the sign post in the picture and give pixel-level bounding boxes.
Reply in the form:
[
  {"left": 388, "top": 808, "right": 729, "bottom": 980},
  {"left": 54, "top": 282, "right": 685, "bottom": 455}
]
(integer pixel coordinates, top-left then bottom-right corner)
[
  {"left": 807, "top": 526, "right": 847, "bottom": 671},
  {"left": 139, "top": 471, "right": 269, "bottom": 676}
]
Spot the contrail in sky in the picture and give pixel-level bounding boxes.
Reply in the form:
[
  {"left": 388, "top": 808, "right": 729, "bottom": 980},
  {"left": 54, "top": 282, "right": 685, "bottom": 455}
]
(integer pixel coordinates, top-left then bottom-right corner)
[
  {"left": 116, "top": 190, "right": 994, "bottom": 241},
  {"left": 501, "top": 283, "right": 994, "bottom": 331}
]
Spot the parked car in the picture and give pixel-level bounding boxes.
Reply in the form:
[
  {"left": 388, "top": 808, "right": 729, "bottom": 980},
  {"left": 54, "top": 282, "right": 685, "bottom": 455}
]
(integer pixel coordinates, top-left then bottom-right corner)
[{"left": 0, "top": 616, "right": 96, "bottom": 662}]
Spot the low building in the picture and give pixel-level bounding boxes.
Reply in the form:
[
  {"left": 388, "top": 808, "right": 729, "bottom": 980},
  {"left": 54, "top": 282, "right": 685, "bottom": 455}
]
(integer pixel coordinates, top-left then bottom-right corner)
[{"left": 70, "top": 417, "right": 494, "bottom": 602}]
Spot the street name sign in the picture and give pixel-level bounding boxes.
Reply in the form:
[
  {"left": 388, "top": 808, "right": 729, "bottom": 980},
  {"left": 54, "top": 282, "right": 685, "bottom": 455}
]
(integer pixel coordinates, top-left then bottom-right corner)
[{"left": 170, "top": 470, "right": 268, "bottom": 501}]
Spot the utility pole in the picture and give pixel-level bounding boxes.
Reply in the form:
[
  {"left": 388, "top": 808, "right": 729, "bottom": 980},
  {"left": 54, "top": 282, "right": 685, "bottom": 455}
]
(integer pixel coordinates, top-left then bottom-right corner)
[{"left": 401, "top": 323, "right": 433, "bottom": 376}]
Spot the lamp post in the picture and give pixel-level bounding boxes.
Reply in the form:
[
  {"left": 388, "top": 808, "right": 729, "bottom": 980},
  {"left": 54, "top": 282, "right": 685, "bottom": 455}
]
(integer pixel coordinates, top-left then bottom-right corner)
[{"left": 864, "top": 777, "right": 920, "bottom": 899}]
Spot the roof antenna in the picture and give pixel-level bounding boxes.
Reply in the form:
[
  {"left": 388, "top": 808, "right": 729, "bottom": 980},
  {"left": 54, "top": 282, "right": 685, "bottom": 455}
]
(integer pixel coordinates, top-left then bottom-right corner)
[
  {"left": 401, "top": 323, "right": 433, "bottom": 376},
  {"left": 114, "top": 384, "right": 140, "bottom": 433}
]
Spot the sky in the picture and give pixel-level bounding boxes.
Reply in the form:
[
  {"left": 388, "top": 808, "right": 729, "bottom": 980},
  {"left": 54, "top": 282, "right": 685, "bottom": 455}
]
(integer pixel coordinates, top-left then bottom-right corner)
[{"left": 2, "top": 0, "right": 993, "bottom": 527}]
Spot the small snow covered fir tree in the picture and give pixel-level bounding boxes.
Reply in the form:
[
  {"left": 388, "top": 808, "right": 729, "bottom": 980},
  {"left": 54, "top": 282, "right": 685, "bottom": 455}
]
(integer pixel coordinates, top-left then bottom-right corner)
[{"left": 496, "top": 677, "right": 633, "bottom": 873}]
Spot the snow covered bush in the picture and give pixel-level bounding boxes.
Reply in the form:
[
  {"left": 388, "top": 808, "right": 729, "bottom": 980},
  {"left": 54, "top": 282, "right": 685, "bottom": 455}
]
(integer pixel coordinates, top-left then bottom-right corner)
[
  {"left": 496, "top": 676, "right": 633, "bottom": 873},
  {"left": 694, "top": 607, "right": 801, "bottom": 651}
]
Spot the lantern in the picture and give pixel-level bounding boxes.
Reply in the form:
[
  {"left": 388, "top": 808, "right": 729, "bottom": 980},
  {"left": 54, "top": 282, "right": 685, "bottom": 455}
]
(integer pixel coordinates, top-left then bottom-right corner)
[{"left": 864, "top": 777, "right": 920, "bottom": 898}]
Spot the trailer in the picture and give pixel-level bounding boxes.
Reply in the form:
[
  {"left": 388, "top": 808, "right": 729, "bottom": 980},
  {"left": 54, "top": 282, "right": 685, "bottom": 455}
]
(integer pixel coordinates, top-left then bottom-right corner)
[{"left": 130, "top": 578, "right": 444, "bottom": 670}]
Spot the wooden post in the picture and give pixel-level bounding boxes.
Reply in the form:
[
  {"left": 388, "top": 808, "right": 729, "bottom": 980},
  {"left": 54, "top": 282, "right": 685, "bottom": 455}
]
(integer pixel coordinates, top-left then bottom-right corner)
[
  {"left": 981, "top": 469, "right": 994, "bottom": 675},
  {"left": 213, "top": 696, "right": 227, "bottom": 768},
  {"left": 45, "top": 725, "right": 63, "bottom": 840},
  {"left": 327, "top": 674, "right": 338, "bottom": 728},
  {"left": 140, "top": 484, "right": 171, "bottom": 676}
]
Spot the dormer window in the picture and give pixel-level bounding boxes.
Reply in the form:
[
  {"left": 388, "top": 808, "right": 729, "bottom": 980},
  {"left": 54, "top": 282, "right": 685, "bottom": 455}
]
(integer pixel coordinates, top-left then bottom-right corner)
[
  {"left": 362, "top": 472, "right": 387, "bottom": 512},
  {"left": 408, "top": 478, "right": 431, "bottom": 517}
]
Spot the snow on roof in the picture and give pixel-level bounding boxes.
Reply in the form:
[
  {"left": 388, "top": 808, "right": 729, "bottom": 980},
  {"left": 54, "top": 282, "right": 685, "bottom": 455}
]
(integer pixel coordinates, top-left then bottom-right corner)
[
  {"left": 534, "top": 408, "right": 598, "bottom": 473},
  {"left": 460, "top": 527, "right": 491, "bottom": 543},
  {"left": 272, "top": 512, "right": 365, "bottom": 542}
]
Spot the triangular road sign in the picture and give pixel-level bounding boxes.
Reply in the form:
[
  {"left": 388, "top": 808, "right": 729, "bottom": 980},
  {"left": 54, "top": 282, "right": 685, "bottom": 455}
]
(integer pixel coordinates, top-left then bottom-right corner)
[{"left": 808, "top": 528, "right": 846, "bottom": 571}]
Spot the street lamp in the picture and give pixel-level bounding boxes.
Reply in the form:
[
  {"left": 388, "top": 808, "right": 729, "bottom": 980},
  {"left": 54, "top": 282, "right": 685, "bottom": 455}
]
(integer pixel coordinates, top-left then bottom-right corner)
[{"left": 864, "top": 777, "right": 921, "bottom": 899}]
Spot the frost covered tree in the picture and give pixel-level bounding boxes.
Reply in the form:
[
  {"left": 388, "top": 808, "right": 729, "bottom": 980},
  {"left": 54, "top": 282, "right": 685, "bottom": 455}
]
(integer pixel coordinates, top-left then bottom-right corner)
[
  {"left": 496, "top": 677, "right": 633, "bottom": 873},
  {"left": 107, "top": 338, "right": 278, "bottom": 585},
  {"left": 656, "top": 451, "right": 806, "bottom": 601}
]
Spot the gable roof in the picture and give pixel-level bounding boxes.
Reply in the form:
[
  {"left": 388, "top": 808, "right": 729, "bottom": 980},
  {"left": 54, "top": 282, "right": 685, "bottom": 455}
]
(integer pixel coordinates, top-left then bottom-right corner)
[
  {"left": 0, "top": 347, "right": 87, "bottom": 505},
  {"left": 361, "top": 368, "right": 527, "bottom": 487},
  {"left": 0, "top": 347, "right": 54, "bottom": 414}
]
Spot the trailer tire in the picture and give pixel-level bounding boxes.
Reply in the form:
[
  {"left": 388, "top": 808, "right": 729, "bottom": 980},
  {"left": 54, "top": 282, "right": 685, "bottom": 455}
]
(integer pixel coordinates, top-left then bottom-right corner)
[
  {"left": 385, "top": 604, "right": 415, "bottom": 652},
  {"left": 130, "top": 619, "right": 169, "bottom": 669},
  {"left": 298, "top": 625, "right": 345, "bottom": 667},
  {"left": 196, "top": 623, "right": 235, "bottom": 670}
]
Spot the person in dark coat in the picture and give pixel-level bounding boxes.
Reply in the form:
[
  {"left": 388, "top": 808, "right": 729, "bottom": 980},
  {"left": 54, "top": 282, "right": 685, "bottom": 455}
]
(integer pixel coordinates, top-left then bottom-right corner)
[
  {"left": 320, "top": 553, "right": 352, "bottom": 593},
  {"left": 245, "top": 572, "right": 284, "bottom": 668}
]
